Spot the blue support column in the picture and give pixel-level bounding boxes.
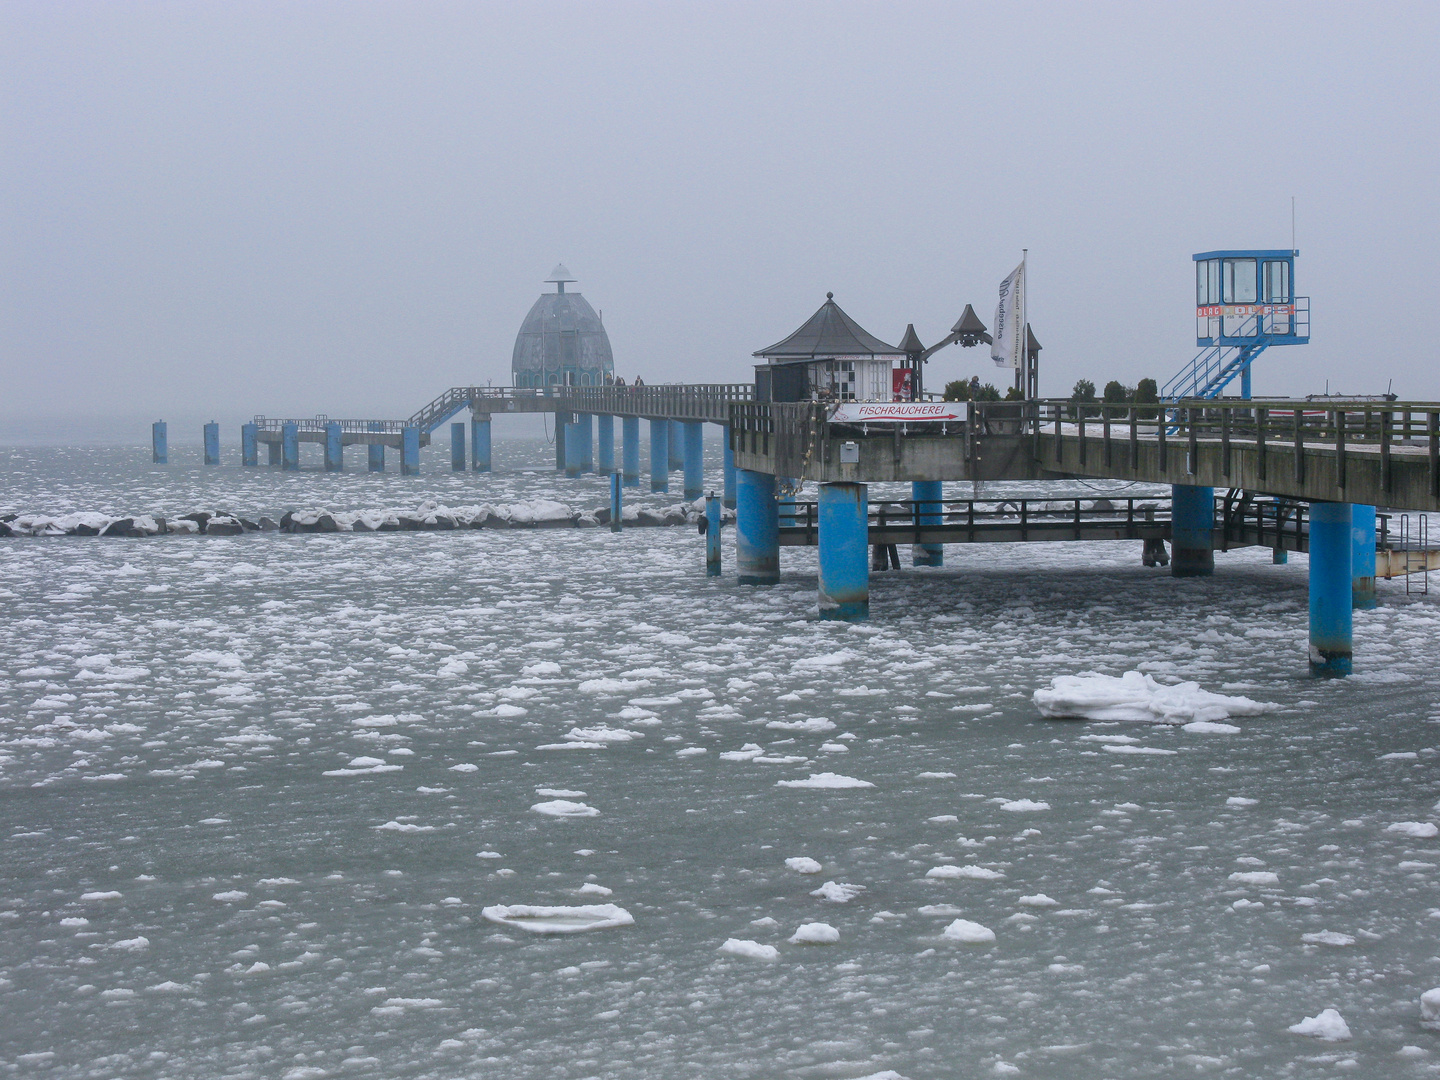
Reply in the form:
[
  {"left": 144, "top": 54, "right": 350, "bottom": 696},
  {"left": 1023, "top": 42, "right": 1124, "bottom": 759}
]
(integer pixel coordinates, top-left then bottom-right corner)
[
  {"left": 1170, "top": 484, "right": 1215, "bottom": 577},
  {"left": 203, "top": 422, "right": 220, "bottom": 466},
  {"left": 778, "top": 479, "right": 797, "bottom": 528},
  {"left": 818, "top": 482, "right": 869, "bottom": 620},
  {"left": 610, "top": 473, "right": 622, "bottom": 534},
  {"left": 325, "top": 422, "right": 343, "bottom": 472},
  {"left": 1273, "top": 548, "right": 1288, "bottom": 564},
  {"left": 669, "top": 420, "right": 684, "bottom": 471},
  {"left": 1241, "top": 366, "right": 1252, "bottom": 400},
  {"left": 401, "top": 426, "right": 420, "bottom": 476},
  {"left": 554, "top": 413, "right": 567, "bottom": 473},
  {"left": 564, "top": 416, "right": 584, "bottom": 479},
  {"left": 597, "top": 415, "right": 615, "bottom": 475},
  {"left": 622, "top": 417, "right": 640, "bottom": 488},
  {"left": 241, "top": 423, "right": 258, "bottom": 466},
  {"left": 682, "top": 421, "right": 704, "bottom": 502},
  {"left": 649, "top": 418, "right": 670, "bottom": 493},
  {"left": 735, "top": 469, "right": 779, "bottom": 585},
  {"left": 911, "top": 480, "right": 944, "bottom": 567},
  {"left": 580, "top": 413, "right": 594, "bottom": 473},
  {"left": 1310, "top": 501, "right": 1354, "bottom": 677},
  {"left": 268, "top": 440, "right": 281, "bottom": 466},
  {"left": 151, "top": 421, "right": 168, "bottom": 464},
  {"left": 368, "top": 422, "right": 385, "bottom": 472},
  {"left": 472, "top": 414, "right": 491, "bottom": 472},
  {"left": 705, "top": 495, "right": 722, "bottom": 576},
  {"left": 722, "top": 425, "right": 737, "bottom": 509},
  {"left": 450, "top": 422, "right": 466, "bottom": 472},
  {"left": 282, "top": 423, "right": 299, "bottom": 471},
  {"left": 1351, "top": 504, "right": 1377, "bottom": 610}
]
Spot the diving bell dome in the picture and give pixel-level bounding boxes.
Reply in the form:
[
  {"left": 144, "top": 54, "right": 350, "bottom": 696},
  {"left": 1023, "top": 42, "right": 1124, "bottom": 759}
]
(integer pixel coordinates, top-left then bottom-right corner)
[{"left": 511, "top": 267, "right": 614, "bottom": 388}]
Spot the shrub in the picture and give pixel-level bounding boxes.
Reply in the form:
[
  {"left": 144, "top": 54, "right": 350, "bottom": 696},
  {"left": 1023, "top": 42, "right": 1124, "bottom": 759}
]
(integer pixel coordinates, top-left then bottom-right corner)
[{"left": 942, "top": 379, "right": 971, "bottom": 402}]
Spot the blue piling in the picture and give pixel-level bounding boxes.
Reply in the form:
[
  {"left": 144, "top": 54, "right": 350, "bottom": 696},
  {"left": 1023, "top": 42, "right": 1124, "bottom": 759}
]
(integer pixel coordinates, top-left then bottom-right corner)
[
  {"left": 1170, "top": 484, "right": 1215, "bottom": 577},
  {"left": 683, "top": 422, "right": 704, "bottom": 502},
  {"left": 597, "top": 415, "right": 615, "bottom": 475},
  {"left": 554, "top": 414, "right": 567, "bottom": 473},
  {"left": 203, "top": 422, "right": 220, "bottom": 466},
  {"left": 282, "top": 423, "right": 299, "bottom": 471},
  {"left": 564, "top": 416, "right": 584, "bottom": 479},
  {"left": 1273, "top": 548, "right": 1288, "bottom": 564},
  {"left": 1309, "top": 501, "right": 1354, "bottom": 677},
  {"left": 325, "top": 422, "right": 343, "bottom": 472},
  {"left": 622, "top": 417, "right": 640, "bottom": 488},
  {"left": 580, "top": 413, "right": 595, "bottom": 473},
  {"left": 368, "top": 422, "right": 385, "bottom": 472},
  {"left": 1351, "top": 503, "right": 1377, "bottom": 609},
  {"left": 911, "top": 480, "right": 944, "bottom": 567},
  {"left": 241, "top": 423, "right": 258, "bottom": 466},
  {"left": 818, "top": 482, "right": 869, "bottom": 620},
  {"left": 401, "top": 425, "right": 420, "bottom": 476},
  {"left": 669, "top": 419, "right": 684, "bottom": 471},
  {"left": 779, "top": 479, "right": 797, "bottom": 528},
  {"left": 450, "top": 422, "right": 466, "bottom": 472},
  {"left": 151, "top": 421, "right": 168, "bottom": 464},
  {"left": 722, "top": 426, "right": 737, "bottom": 509},
  {"left": 472, "top": 414, "right": 491, "bottom": 472},
  {"left": 735, "top": 469, "right": 779, "bottom": 585},
  {"left": 610, "top": 472, "right": 623, "bottom": 533},
  {"left": 649, "top": 418, "right": 670, "bottom": 493},
  {"left": 705, "top": 494, "right": 722, "bottom": 576}
]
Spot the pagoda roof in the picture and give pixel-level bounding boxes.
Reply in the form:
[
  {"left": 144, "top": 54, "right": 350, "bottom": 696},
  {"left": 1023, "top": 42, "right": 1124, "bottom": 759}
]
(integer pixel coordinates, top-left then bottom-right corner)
[{"left": 754, "top": 293, "right": 900, "bottom": 359}]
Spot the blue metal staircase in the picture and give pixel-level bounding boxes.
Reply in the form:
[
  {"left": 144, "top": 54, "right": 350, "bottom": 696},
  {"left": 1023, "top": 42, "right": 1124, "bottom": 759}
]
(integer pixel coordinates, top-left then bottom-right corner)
[{"left": 1162, "top": 312, "right": 1271, "bottom": 401}]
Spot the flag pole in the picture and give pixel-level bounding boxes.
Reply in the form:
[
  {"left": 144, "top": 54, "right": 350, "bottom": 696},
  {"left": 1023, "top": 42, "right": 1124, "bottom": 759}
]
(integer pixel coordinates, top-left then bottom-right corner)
[{"left": 1018, "top": 248, "right": 1028, "bottom": 397}]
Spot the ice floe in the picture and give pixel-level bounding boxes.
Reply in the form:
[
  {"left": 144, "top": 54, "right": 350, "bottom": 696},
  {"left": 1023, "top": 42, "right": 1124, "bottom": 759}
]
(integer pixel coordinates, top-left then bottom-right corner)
[
  {"left": 1033, "top": 670, "right": 1274, "bottom": 725},
  {"left": 1422, "top": 987, "right": 1440, "bottom": 1029},
  {"left": 719, "top": 938, "right": 778, "bottom": 961},
  {"left": 926, "top": 865, "right": 1005, "bottom": 881},
  {"left": 941, "top": 919, "right": 995, "bottom": 943},
  {"left": 788, "top": 922, "right": 839, "bottom": 944},
  {"left": 810, "top": 881, "right": 865, "bottom": 903},
  {"left": 530, "top": 800, "right": 600, "bottom": 817},
  {"left": 1386, "top": 821, "right": 1439, "bottom": 839},
  {"left": 785, "top": 857, "right": 823, "bottom": 874},
  {"left": 1287, "top": 1008, "right": 1351, "bottom": 1041},
  {"left": 481, "top": 904, "right": 633, "bottom": 934},
  {"left": 776, "top": 773, "right": 874, "bottom": 789}
]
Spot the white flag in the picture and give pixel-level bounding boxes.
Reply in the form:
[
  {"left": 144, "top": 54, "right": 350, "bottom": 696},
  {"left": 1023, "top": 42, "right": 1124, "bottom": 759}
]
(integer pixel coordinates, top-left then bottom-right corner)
[{"left": 990, "top": 261, "right": 1026, "bottom": 369}]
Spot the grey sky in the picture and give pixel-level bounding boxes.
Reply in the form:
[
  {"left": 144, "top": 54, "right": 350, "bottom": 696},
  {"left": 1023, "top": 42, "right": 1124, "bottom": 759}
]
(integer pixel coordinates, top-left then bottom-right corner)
[{"left": 3, "top": 1, "right": 1437, "bottom": 442}]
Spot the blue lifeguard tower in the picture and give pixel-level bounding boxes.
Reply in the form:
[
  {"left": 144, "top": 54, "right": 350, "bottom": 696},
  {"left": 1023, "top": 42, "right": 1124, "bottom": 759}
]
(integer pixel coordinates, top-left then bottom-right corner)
[{"left": 1163, "top": 249, "right": 1309, "bottom": 402}]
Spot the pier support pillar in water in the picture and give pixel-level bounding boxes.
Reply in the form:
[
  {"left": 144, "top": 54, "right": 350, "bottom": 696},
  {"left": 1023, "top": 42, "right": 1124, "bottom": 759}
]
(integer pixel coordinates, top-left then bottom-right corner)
[
  {"left": 401, "top": 426, "right": 420, "bottom": 476},
  {"left": 368, "top": 423, "right": 384, "bottom": 472},
  {"left": 203, "top": 422, "right": 220, "bottom": 466},
  {"left": 450, "top": 423, "right": 465, "bottom": 472},
  {"left": 722, "top": 426, "right": 737, "bottom": 509},
  {"left": 325, "top": 422, "right": 343, "bottom": 472},
  {"left": 282, "top": 423, "right": 300, "bottom": 471},
  {"left": 555, "top": 413, "right": 566, "bottom": 473},
  {"left": 241, "top": 423, "right": 258, "bottom": 467},
  {"left": 778, "top": 479, "right": 797, "bottom": 528},
  {"left": 705, "top": 494, "right": 722, "bottom": 576},
  {"left": 622, "top": 417, "right": 640, "bottom": 488},
  {"left": 1273, "top": 548, "right": 1288, "bottom": 565},
  {"left": 579, "top": 413, "right": 594, "bottom": 473},
  {"left": 1170, "top": 484, "right": 1215, "bottom": 577},
  {"left": 610, "top": 473, "right": 622, "bottom": 534},
  {"left": 1351, "top": 503, "right": 1377, "bottom": 609},
  {"left": 911, "top": 480, "right": 944, "bottom": 567},
  {"left": 649, "top": 418, "right": 670, "bottom": 493},
  {"left": 818, "top": 482, "right": 869, "bottom": 620},
  {"left": 597, "top": 415, "right": 615, "bottom": 475},
  {"left": 472, "top": 414, "right": 491, "bottom": 472},
  {"left": 151, "top": 421, "right": 168, "bottom": 464},
  {"left": 268, "top": 441, "right": 281, "bottom": 467},
  {"left": 1310, "top": 501, "right": 1354, "bottom": 677},
  {"left": 683, "top": 421, "right": 704, "bottom": 502},
  {"left": 735, "top": 469, "right": 779, "bottom": 585},
  {"left": 669, "top": 420, "right": 685, "bottom": 471},
  {"left": 564, "top": 416, "right": 585, "bottom": 478}
]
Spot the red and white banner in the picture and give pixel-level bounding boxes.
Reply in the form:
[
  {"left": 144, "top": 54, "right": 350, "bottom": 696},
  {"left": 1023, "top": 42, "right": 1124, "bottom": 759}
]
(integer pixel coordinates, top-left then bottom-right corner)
[{"left": 828, "top": 402, "right": 967, "bottom": 423}]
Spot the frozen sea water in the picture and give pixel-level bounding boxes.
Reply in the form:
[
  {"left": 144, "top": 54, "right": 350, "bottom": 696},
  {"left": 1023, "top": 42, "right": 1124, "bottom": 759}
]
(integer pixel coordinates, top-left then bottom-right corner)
[{"left": 2, "top": 440, "right": 1440, "bottom": 1078}]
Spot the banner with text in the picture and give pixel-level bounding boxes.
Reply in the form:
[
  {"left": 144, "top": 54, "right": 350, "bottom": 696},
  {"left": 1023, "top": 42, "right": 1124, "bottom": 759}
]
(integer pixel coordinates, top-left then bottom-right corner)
[
  {"left": 828, "top": 402, "right": 967, "bottom": 423},
  {"left": 991, "top": 260, "right": 1026, "bottom": 369}
]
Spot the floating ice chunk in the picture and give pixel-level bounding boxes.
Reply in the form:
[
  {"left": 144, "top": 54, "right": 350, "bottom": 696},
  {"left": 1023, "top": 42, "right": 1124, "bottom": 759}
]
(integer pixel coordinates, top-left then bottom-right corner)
[
  {"left": 819, "top": 742, "right": 848, "bottom": 753},
  {"left": 1228, "top": 871, "right": 1279, "bottom": 886},
  {"left": 1302, "top": 930, "right": 1356, "bottom": 946},
  {"left": 1033, "top": 670, "right": 1274, "bottom": 724},
  {"left": 719, "top": 938, "right": 779, "bottom": 961},
  {"left": 59, "top": 917, "right": 89, "bottom": 927},
  {"left": 531, "top": 800, "right": 600, "bottom": 818},
  {"left": 565, "top": 726, "right": 641, "bottom": 743},
  {"left": 777, "top": 773, "right": 874, "bottom": 789},
  {"left": 1018, "top": 894, "right": 1059, "bottom": 907},
  {"left": 1387, "top": 821, "right": 1439, "bottom": 839},
  {"left": 1103, "top": 744, "right": 1176, "bottom": 756},
  {"left": 927, "top": 865, "right": 1005, "bottom": 881},
  {"left": 765, "top": 717, "right": 836, "bottom": 733},
  {"left": 675, "top": 747, "right": 707, "bottom": 757},
  {"left": 81, "top": 891, "right": 122, "bottom": 901},
  {"left": 927, "top": 815, "right": 959, "bottom": 823},
  {"left": 449, "top": 763, "right": 479, "bottom": 773},
  {"left": 146, "top": 981, "right": 191, "bottom": 993},
  {"left": 917, "top": 771, "right": 957, "bottom": 779},
  {"left": 323, "top": 756, "right": 404, "bottom": 777},
  {"left": 476, "top": 851, "right": 502, "bottom": 859},
  {"left": 374, "top": 821, "right": 436, "bottom": 833},
  {"left": 784, "top": 857, "right": 823, "bottom": 874},
  {"left": 1422, "top": 987, "right": 1440, "bottom": 1029},
  {"left": 577, "top": 678, "right": 651, "bottom": 694},
  {"left": 212, "top": 890, "right": 249, "bottom": 902},
  {"left": 481, "top": 904, "right": 633, "bottom": 934},
  {"left": 536, "top": 742, "right": 607, "bottom": 750},
  {"left": 578, "top": 883, "right": 612, "bottom": 897},
  {"left": 792, "top": 650, "right": 857, "bottom": 671},
  {"left": 112, "top": 937, "right": 149, "bottom": 951},
  {"left": 941, "top": 918, "right": 995, "bottom": 943},
  {"left": 1380, "top": 751, "right": 1419, "bottom": 760},
  {"left": 999, "top": 799, "right": 1049, "bottom": 812},
  {"left": 720, "top": 744, "right": 765, "bottom": 761},
  {"left": 789, "top": 922, "right": 839, "bottom": 944},
  {"left": 258, "top": 878, "right": 299, "bottom": 886},
  {"left": 1287, "top": 1008, "right": 1351, "bottom": 1041},
  {"left": 1182, "top": 721, "right": 1242, "bottom": 734},
  {"left": 1226, "top": 797, "right": 1258, "bottom": 807},
  {"left": 918, "top": 904, "right": 962, "bottom": 916},
  {"left": 521, "top": 661, "right": 561, "bottom": 676},
  {"left": 810, "top": 881, "right": 865, "bottom": 903},
  {"left": 536, "top": 788, "right": 586, "bottom": 798}
]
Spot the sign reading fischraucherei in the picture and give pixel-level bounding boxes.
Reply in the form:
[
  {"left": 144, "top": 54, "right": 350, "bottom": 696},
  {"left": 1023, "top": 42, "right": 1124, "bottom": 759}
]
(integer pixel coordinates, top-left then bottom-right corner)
[{"left": 828, "top": 402, "right": 968, "bottom": 424}]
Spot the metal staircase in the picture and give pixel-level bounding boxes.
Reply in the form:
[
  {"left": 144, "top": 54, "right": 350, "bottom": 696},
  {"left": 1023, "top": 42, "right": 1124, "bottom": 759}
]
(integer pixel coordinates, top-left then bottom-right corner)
[{"left": 1162, "top": 297, "right": 1309, "bottom": 402}]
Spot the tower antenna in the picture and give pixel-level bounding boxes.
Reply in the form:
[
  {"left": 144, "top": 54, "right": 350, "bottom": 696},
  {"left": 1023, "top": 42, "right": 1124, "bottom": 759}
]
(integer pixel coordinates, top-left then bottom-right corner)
[{"left": 1291, "top": 196, "right": 1297, "bottom": 255}]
